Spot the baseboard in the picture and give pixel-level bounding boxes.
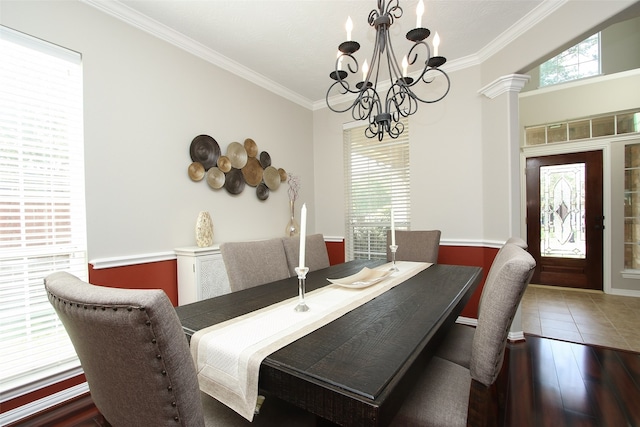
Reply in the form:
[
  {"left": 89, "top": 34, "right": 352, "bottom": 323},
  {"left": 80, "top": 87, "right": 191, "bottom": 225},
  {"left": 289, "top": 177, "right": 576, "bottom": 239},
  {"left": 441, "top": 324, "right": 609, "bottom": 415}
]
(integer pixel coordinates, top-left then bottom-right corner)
[{"left": 456, "top": 316, "right": 525, "bottom": 342}]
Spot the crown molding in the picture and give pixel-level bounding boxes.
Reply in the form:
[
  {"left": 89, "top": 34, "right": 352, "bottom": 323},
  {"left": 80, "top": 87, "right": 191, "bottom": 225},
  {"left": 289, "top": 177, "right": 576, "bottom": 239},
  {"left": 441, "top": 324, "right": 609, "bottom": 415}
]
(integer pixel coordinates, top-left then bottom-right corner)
[
  {"left": 80, "top": 0, "right": 314, "bottom": 110},
  {"left": 476, "top": 0, "right": 568, "bottom": 63},
  {"left": 81, "top": 0, "right": 564, "bottom": 111}
]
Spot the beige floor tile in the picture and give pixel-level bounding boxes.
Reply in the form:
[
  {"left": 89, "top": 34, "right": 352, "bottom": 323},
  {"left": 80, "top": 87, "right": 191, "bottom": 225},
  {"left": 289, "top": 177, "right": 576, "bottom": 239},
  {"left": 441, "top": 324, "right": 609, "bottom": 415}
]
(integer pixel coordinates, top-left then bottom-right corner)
[
  {"left": 581, "top": 332, "right": 629, "bottom": 350},
  {"left": 540, "top": 318, "right": 579, "bottom": 333},
  {"left": 575, "top": 321, "right": 617, "bottom": 335},
  {"left": 538, "top": 311, "right": 575, "bottom": 323},
  {"left": 541, "top": 327, "right": 584, "bottom": 343}
]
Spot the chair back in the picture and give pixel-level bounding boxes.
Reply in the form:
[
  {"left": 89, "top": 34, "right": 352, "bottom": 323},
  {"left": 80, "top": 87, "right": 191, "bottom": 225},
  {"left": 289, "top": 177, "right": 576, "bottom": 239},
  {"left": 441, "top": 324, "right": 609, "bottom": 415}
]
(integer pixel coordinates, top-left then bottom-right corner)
[
  {"left": 282, "top": 233, "right": 330, "bottom": 276},
  {"left": 386, "top": 230, "right": 441, "bottom": 263},
  {"left": 505, "top": 236, "right": 528, "bottom": 249},
  {"left": 470, "top": 244, "right": 535, "bottom": 387},
  {"left": 45, "top": 272, "right": 204, "bottom": 427},
  {"left": 220, "top": 238, "right": 291, "bottom": 291}
]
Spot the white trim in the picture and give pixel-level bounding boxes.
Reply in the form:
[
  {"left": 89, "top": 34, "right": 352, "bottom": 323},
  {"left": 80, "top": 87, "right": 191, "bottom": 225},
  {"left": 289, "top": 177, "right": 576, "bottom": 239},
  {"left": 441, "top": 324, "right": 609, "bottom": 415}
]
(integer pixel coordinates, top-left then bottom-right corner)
[
  {"left": 0, "top": 382, "right": 89, "bottom": 426},
  {"left": 621, "top": 269, "right": 640, "bottom": 280},
  {"left": 90, "top": 240, "right": 503, "bottom": 271},
  {"left": 608, "top": 287, "right": 640, "bottom": 298},
  {"left": 455, "top": 316, "right": 478, "bottom": 327},
  {"left": 519, "top": 68, "right": 640, "bottom": 99},
  {"left": 323, "top": 236, "right": 344, "bottom": 243},
  {"left": 89, "top": 251, "right": 176, "bottom": 269},
  {"left": 478, "top": 74, "right": 530, "bottom": 99},
  {"left": 455, "top": 316, "right": 526, "bottom": 342},
  {"left": 476, "top": 0, "right": 567, "bottom": 64}
]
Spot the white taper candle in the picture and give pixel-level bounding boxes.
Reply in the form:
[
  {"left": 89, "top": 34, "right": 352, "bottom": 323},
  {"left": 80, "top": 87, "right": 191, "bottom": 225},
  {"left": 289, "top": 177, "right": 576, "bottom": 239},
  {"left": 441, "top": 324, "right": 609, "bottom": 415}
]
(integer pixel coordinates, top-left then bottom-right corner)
[
  {"left": 391, "top": 209, "right": 396, "bottom": 246},
  {"left": 299, "top": 203, "right": 307, "bottom": 268}
]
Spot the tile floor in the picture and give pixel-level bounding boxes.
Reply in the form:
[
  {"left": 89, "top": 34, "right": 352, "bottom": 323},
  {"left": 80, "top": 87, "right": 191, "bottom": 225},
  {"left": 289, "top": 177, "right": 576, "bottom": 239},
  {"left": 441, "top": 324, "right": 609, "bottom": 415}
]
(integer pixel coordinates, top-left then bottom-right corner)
[{"left": 521, "top": 284, "right": 640, "bottom": 352}]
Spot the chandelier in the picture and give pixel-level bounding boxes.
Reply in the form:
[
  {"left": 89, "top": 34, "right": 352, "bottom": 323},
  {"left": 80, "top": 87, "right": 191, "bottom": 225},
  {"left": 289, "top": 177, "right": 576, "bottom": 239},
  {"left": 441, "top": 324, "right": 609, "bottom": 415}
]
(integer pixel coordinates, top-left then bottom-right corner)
[{"left": 326, "top": 0, "right": 450, "bottom": 140}]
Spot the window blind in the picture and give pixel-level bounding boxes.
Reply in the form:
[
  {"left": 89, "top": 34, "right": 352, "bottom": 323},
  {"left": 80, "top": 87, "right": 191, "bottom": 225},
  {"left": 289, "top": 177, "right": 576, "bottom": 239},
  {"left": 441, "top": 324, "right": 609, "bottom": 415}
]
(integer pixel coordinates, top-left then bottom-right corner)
[
  {"left": 344, "top": 120, "right": 411, "bottom": 261},
  {"left": 0, "top": 26, "right": 86, "bottom": 397}
]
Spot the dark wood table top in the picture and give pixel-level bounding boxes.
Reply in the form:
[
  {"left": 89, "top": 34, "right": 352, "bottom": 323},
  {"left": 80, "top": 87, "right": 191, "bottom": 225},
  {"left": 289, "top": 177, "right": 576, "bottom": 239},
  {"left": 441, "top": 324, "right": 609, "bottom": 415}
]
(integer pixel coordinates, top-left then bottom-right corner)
[{"left": 176, "top": 260, "right": 482, "bottom": 426}]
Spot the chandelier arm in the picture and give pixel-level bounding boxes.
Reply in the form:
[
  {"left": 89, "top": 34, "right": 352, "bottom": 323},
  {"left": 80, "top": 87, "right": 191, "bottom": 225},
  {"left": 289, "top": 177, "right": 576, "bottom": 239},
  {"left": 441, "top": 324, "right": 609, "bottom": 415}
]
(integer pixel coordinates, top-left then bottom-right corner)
[{"left": 410, "top": 69, "right": 451, "bottom": 104}]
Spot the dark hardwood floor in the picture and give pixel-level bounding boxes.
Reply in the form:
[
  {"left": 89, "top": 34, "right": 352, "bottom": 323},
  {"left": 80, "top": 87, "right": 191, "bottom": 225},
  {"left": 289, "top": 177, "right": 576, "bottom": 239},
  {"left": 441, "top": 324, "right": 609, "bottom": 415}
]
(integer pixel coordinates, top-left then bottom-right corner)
[{"left": 504, "top": 334, "right": 640, "bottom": 427}]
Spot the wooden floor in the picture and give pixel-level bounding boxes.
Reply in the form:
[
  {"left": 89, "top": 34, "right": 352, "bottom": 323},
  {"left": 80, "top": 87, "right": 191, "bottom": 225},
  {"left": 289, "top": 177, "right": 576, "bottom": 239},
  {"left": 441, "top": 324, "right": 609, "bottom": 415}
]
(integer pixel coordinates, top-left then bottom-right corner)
[{"left": 503, "top": 334, "right": 640, "bottom": 427}]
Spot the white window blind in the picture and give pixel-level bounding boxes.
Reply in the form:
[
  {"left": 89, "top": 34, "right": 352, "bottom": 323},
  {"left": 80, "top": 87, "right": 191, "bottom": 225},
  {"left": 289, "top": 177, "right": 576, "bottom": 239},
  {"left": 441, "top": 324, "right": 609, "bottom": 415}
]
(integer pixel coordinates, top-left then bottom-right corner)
[
  {"left": 344, "top": 120, "right": 411, "bottom": 261},
  {"left": 0, "top": 26, "right": 86, "bottom": 397}
]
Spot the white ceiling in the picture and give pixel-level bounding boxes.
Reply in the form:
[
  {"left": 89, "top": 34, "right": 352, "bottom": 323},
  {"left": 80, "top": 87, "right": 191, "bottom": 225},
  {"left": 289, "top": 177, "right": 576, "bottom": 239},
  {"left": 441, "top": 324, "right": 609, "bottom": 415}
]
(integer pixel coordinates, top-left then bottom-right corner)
[{"left": 84, "top": 0, "right": 557, "bottom": 108}]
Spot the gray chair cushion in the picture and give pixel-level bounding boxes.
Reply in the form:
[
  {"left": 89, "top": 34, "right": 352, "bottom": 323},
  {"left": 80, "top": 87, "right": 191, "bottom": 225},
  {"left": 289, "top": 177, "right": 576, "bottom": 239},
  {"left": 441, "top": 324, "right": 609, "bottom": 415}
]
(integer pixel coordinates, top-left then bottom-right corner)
[
  {"left": 282, "top": 233, "right": 330, "bottom": 276},
  {"left": 386, "top": 230, "right": 441, "bottom": 263},
  {"left": 45, "top": 272, "right": 205, "bottom": 427},
  {"left": 220, "top": 238, "right": 291, "bottom": 292},
  {"left": 435, "top": 323, "right": 475, "bottom": 369},
  {"left": 390, "top": 357, "right": 470, "bottom": 427},
  {"left": 471, "top": 244, "right": 535, "bottom": 386}
]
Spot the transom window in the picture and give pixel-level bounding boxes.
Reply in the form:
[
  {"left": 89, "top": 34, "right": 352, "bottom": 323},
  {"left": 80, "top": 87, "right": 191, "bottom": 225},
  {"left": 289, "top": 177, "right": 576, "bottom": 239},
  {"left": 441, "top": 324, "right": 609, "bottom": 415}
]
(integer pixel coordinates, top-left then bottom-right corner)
[{"left": 540, "top": 33, "right": 601, "bottom": 87}]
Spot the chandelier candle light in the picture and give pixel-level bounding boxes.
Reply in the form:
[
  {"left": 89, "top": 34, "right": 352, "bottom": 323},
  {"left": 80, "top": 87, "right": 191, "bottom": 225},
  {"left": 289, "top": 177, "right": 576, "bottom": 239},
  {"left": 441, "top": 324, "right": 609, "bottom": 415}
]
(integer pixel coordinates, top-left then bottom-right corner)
[
  {"left": 327, "top": 0, "right": 450, "bottom": 140},
  {"left": 295, "top": 203, "right": 310, "bottom": 312}
]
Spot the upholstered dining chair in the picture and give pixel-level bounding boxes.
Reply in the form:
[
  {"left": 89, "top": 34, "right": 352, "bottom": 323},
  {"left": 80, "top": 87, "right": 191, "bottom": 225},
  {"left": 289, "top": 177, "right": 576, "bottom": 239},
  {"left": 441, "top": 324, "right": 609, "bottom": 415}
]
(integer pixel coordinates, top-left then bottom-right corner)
[
  {"left": 436, "top": 236, "right": 529, "bottom": 369},
  {"left": 390, "top": 243, "right": 535, "bottom": 427},
  {"left": 44, "top": 272, "right": 315, "bottom": 427},
  {"left": 282, "top": 233, "right": 331, "bottom": 276},
  {"left": 386, "top": 230, "right": 441, "bottom": 263},
  {"left": 220, "top": 238, "right": 291, "bottom": 292}
]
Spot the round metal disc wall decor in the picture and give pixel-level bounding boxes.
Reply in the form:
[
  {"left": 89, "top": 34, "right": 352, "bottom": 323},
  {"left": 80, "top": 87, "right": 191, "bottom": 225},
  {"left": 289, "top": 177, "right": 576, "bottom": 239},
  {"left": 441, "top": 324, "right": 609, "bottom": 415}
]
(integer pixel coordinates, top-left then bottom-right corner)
[
  {"left": 217, "top": 156, "right": 231, "bottom": 173},
  {"left": 188, "top": 162, "right": 205, "bottom": 181},
  {"left": 244, "top": 138, "right": 258, "bottom": 158},
  {"left": 256, "top": 182, "right": 269, "bottom": 200},
  {"left": 242, "top": 157, "right": 263, "bottom": 187},
  {"left": 189, "top": 135, "right": 220, "bottom": 170},
  {"left": 224, "top": 168, "right": 245, "bottom": 195},
  {"left": 186, "top": 136, "right": 287, "bottom": 200},
  {"left": 263, "top": 166, "right": 281, "bottom": 190},
  {"left": 205, "top": 167, "right": 225, "bottom": 189},
  {"left": 259, "top": 151, "right": 271, "bottom": 168},
  {"left": 227, "top": 142, "right": 248, "bottom": 169}
]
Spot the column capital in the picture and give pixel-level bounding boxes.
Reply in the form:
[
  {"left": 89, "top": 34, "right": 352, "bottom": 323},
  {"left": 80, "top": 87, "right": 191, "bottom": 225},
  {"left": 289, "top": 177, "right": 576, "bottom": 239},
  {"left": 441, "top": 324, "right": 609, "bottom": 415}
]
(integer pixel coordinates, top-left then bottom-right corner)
[{"left": 478, "top": 74, "right": 530, "bottom": 99}]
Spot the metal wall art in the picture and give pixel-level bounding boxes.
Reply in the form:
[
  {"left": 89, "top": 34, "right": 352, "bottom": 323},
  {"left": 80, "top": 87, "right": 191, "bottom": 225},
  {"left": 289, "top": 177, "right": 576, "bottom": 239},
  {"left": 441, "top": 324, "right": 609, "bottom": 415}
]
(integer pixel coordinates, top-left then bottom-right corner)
[{"left": 187, "top": 135, "right": 287, "bottom": 201}]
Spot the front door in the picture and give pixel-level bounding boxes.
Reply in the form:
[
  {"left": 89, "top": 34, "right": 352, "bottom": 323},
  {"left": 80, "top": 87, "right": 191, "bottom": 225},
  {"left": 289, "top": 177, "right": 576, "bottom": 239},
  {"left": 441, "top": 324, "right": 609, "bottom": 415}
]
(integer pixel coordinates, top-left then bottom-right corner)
[{"left": 525, "top": 151, "right": 604, "bottom": 290}]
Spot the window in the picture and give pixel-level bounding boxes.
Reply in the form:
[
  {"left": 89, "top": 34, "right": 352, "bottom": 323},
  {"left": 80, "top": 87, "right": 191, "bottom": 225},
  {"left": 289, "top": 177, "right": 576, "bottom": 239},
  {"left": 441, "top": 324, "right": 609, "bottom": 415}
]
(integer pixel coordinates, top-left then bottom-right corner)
[
  {"left": 525, "top": 109, "right": 640, "bottom": 146},
  {"left": 540, "top": 33, "right": 600, "bottom": 87},
  {"left": 624, "top": 143, "right": 640, "bottom": 270},
  {"left": 0, "top": 26, "right": 86, "bottom": 397},
  {"left": 344, "top": 120, "right": 410, "bottom": 260}
]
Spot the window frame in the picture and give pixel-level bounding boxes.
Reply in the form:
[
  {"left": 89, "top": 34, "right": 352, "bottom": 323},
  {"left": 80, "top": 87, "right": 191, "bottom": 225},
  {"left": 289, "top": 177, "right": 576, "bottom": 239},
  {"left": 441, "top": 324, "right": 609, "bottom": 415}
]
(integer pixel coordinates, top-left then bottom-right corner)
[
  {"left": 0, "top": 25, "right": 87, "bottom": 399},
  {"left": 343, "top": 120, "right": 411, "bottom": 261}
]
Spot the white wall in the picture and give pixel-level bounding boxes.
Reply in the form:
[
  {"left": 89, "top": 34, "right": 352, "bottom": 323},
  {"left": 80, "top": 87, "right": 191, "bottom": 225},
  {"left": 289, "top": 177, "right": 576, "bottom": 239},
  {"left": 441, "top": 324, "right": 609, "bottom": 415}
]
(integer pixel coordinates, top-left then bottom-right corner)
[{"left": 1, "top": 0, "right": 315, "bottom": 261}]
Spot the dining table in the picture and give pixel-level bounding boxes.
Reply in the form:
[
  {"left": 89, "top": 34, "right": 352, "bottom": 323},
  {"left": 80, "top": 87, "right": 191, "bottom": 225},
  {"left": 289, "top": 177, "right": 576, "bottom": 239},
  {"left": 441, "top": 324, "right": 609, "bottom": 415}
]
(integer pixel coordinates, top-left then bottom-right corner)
[{"left": 175, "top": 259, "right": 482, "bottom": 426}]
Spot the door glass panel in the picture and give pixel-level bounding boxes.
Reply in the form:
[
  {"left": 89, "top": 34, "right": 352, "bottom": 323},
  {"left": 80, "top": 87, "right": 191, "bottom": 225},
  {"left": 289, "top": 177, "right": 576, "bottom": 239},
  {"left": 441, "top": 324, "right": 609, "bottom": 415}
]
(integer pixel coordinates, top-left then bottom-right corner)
[{"left": 540, "top": 163, "right": 586, "bottom": 258}]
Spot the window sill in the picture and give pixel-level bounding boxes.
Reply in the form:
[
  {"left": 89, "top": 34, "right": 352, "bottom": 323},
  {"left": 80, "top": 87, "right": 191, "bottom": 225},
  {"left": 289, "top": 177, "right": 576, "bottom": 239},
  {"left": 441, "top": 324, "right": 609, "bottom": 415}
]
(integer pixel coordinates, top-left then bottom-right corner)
[{"left": 621, "top": 269, "right": 640, "bottom": 280}]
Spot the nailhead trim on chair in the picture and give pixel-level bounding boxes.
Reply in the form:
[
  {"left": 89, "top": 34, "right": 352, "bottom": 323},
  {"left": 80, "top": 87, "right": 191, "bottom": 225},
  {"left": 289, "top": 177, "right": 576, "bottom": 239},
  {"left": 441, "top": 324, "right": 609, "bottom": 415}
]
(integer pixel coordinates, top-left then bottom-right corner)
[{"left": 46, "top": 292, "right": 185, "bottom": 424}]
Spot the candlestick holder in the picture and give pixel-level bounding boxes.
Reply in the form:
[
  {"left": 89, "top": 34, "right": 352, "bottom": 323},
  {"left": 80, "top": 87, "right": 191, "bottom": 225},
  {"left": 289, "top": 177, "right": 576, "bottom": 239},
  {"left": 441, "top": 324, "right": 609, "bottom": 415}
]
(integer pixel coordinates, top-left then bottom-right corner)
[
  {"left": 389, "top": 245, "right": 399, "bottom": 271},
  {"left": 294, "top": 266, "right": 310, "bottom": 312}
]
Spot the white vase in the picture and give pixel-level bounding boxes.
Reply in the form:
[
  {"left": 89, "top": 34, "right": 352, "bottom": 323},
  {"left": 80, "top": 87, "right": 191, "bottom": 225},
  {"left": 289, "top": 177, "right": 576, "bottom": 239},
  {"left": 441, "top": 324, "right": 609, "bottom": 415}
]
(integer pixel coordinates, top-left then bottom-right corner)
[{"left": 195, "top": 211, "right": 213, "bottom": 247}]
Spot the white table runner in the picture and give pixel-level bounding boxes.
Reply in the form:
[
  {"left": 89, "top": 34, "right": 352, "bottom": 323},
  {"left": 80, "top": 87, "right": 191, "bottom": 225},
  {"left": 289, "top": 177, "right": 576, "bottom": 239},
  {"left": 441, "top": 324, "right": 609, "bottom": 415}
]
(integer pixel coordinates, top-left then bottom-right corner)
[{"left": 190, "top": 261, "right": 430, "bottom": 420}]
